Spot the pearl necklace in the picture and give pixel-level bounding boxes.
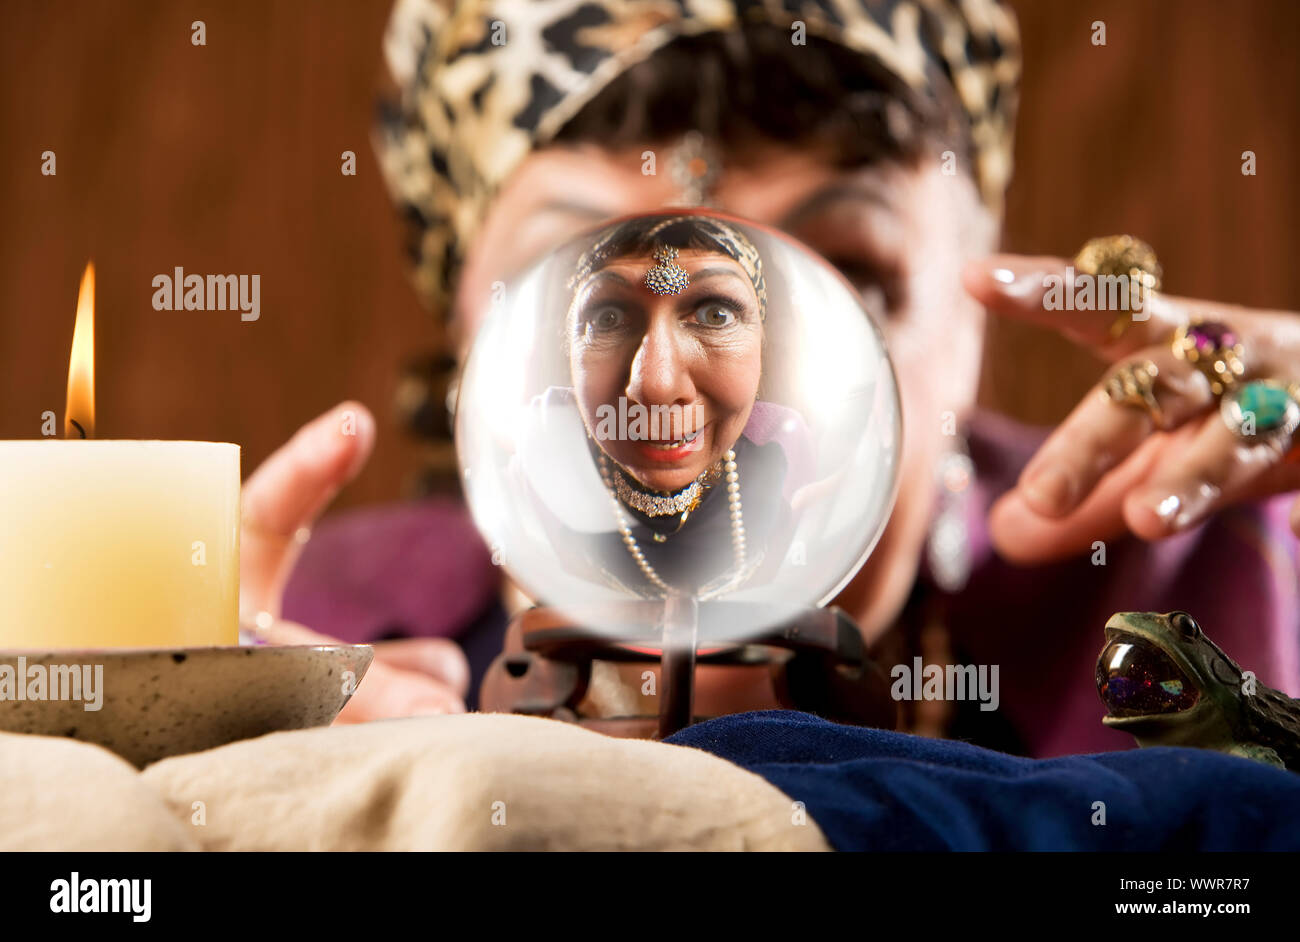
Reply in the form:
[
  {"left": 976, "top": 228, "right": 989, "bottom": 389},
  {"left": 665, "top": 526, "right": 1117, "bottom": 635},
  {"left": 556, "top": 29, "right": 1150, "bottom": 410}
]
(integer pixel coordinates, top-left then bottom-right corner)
[{"left": 598, "top": 450, "right": 746, "bottom": 598}]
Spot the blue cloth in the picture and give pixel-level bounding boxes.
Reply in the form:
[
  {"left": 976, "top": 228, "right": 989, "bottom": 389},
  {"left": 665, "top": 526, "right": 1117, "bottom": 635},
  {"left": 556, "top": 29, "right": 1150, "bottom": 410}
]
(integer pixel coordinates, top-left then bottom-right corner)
[{"left": 666, "top": 710, "right": 1300, "bottom": 851}]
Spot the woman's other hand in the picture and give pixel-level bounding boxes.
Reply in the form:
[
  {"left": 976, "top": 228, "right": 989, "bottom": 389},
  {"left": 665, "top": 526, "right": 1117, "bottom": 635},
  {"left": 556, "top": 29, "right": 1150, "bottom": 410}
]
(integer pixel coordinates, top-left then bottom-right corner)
[
  {"left": 242, "top": 615, "right": 468, "bottom": 721},
  {"left": 240, "top": 401, "right": 469, "bottom": 719},
  {"left": 965, "top": 254, "right": 1300, "bottom": 564}
]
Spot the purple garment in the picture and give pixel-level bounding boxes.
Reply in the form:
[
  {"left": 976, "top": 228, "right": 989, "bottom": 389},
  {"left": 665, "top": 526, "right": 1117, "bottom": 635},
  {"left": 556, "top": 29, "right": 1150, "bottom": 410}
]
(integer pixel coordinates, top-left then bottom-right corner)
[
  {"left": 282, "top": 497, "right": 498, "bottom": 643},
  {"left": 742, "top": 399, "right": 816, "bottom": 503},
  {"left": 945, "top": 408, "right": 1300, "bottom": 758}
]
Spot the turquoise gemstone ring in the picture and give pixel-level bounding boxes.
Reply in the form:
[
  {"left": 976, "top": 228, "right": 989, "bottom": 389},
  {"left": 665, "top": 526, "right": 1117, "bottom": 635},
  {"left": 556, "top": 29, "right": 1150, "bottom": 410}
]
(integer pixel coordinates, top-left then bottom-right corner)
[{"left": 1220, "top": 379, "right": 1300, "bottom": 443}]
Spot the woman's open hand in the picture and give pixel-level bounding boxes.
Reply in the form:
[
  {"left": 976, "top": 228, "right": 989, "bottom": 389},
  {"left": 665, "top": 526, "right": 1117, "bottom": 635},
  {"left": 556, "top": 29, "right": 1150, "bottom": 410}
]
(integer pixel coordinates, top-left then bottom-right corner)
[
  {"left": 964, "top": 254, "right": 1300, "bottom": 565},
  {"left": 239, "top": 401, "right": 469, "bottom": 720}
]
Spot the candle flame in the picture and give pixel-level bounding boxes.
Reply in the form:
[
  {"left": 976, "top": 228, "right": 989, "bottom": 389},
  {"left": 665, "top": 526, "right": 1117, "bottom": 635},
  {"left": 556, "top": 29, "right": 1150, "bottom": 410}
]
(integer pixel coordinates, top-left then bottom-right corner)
[{"left": 65, "top": 261, "right": 95, "bottom": 439}]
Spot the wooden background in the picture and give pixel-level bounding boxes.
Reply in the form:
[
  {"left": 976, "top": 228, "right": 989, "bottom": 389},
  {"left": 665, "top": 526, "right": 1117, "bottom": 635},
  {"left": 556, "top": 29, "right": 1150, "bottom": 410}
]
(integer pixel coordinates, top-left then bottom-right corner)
[{"left": 2, "top": 0, "right": 1297, "bottom": 511}]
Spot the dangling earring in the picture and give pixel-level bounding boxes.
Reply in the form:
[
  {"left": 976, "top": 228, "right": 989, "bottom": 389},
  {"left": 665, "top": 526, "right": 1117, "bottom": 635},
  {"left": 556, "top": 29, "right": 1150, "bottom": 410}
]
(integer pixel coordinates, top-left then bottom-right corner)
[
  {"left": 926, "top": 437, "right": 974, "bottom": 593},
  {"left": 395, "top": 350, "right": 460, "bottom": 495}
]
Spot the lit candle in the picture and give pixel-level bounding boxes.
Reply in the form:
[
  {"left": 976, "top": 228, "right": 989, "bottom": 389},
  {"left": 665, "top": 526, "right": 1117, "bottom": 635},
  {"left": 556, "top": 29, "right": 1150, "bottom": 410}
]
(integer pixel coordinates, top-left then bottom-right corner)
[{"left": 0, "top": 263, "right": 240, "bottom": 648}]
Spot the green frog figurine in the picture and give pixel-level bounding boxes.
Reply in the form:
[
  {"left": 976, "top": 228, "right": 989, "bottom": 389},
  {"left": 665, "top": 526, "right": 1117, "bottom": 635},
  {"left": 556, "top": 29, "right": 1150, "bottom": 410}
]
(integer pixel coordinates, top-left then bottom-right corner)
[{"left": 1096, "top": 611, "right": 1300, "bottom": 771}]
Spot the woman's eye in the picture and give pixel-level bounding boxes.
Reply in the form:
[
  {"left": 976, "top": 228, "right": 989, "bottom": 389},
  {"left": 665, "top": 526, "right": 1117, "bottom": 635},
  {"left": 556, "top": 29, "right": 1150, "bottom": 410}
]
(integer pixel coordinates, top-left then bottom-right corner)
[
  {"left": 858, "top": 284, "right": 887, "bottom": 320},
  {"left": 584, "top": 306, "right": 626, "bottom": 336},
  {"left": 693, "top": 302, "right": 735, "bottom": 328},
  {"left": 823, "top": 256, "right": 904, "bottom": 319}
]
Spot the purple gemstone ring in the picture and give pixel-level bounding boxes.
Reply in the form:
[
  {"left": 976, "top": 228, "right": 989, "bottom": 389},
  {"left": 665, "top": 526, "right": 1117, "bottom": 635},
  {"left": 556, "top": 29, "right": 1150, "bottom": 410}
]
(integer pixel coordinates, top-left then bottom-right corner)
[{"left": 1172, "top": 319, "right": 1246, "bottom": 397}]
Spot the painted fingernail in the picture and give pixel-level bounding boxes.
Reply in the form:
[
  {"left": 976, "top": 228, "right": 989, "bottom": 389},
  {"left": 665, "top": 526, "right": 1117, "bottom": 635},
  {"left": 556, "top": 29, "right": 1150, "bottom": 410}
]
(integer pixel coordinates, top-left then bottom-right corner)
[
  {"left": 409, "top": 701, "right": 449, "bottom": 717},
  {"left": 1021, "top": 465, "right": 1075, "bottom": 515},
  {"left": 1147, "top": 484, "right": 1220, "bottom": 531},
  {"left": 979, "top": 256, "right": 1047, "bottom": 288},
  {"left": 1152, "top": 494, "right": 1182, "bottom": 524},
  {"left": 411, "top": 698, "right": 466, "bottom": 716}
]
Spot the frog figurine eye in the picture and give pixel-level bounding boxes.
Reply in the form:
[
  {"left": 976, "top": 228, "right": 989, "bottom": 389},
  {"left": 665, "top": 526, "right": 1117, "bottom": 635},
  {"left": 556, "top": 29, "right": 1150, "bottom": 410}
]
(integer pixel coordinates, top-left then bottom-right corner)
[
  {"left": 1096, "top": 637, "right": 1200, "bottom": 716},
  {"left": 1170, "top": 611, "right": 1201, "bottom": 641}
]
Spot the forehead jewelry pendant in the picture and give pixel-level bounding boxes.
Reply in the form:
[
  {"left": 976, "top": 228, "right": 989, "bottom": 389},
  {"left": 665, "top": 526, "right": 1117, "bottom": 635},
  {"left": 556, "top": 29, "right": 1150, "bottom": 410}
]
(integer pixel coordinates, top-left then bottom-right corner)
[
  {"left": 644, "top": 245, "right": 690, "bottom": 295},
  {"left": 668, "top": 130, "right": 721, "bottom": 207}
]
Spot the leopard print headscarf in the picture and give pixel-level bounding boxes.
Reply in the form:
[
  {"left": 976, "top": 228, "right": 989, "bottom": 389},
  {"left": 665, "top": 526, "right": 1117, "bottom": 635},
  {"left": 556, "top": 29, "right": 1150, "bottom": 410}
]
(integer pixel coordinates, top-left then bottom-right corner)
[{"left": 375, "top": 0, "right": 1021, "bottom": 316}]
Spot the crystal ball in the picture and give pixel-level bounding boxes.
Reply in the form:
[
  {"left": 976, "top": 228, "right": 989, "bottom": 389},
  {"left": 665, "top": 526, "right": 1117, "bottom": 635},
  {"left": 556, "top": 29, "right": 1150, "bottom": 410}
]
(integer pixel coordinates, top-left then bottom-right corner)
[{"left": 455, "top": 211, "right": 901, "bottom": 641}]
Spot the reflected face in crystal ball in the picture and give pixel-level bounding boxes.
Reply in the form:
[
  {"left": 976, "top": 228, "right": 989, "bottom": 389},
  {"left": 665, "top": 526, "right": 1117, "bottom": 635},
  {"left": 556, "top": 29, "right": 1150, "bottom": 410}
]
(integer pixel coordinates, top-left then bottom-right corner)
[
  {"left": 455, "top": 208, "right": 906, "bottom": 622},
  {"left": 568, "top": 249, "right": 763, "bottom": 494}
]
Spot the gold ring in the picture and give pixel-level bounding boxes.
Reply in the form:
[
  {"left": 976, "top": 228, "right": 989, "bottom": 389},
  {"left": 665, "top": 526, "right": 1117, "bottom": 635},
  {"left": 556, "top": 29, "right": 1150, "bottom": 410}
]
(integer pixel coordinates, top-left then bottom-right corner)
[
  {"left": 1171, "top": 319, "right": 1245, "bottom": 397},
  {"left": 1103, "top": 359, "right": 1164, "bottom": 427},
  {"left": 1074, "top": 235, "right": 1162, "bottom": 341}
]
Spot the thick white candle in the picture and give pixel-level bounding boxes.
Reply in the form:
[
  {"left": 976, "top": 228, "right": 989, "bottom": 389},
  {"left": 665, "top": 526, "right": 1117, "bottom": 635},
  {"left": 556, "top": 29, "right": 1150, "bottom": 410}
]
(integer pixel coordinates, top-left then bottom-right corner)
[{"left": 0, "top": 441, "right": 239, "bottom": 648}]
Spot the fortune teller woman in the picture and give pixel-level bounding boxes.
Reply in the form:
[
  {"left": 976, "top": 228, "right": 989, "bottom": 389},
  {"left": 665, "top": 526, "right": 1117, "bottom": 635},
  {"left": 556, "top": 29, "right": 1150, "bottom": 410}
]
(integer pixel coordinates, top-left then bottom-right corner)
[
  {"left": 514, "top": 213, "right": 812, "bottom": 600},
  {"left": 244, "top": 0, "right": 1300, "bottom": 755}
]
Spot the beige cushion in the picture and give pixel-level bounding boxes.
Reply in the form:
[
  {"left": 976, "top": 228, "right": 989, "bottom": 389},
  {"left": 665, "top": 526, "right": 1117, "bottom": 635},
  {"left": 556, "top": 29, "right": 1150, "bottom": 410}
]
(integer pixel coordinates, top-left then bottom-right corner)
[
  {"left": 141, "top": 713, "right": 830, "bottom": 851},
  {"left": 0, "top": 732, "right": 199, "bottom": 851}
]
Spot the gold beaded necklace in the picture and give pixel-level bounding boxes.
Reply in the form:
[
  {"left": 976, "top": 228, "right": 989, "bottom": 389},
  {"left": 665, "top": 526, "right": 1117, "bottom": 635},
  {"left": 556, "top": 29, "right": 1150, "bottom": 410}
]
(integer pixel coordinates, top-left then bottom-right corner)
[
  {"left": 597, "top": 450, "right": 746, "bottom": 598},
  {"left": 611, "top": 465, "right": 706, "bottom": 542}
]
